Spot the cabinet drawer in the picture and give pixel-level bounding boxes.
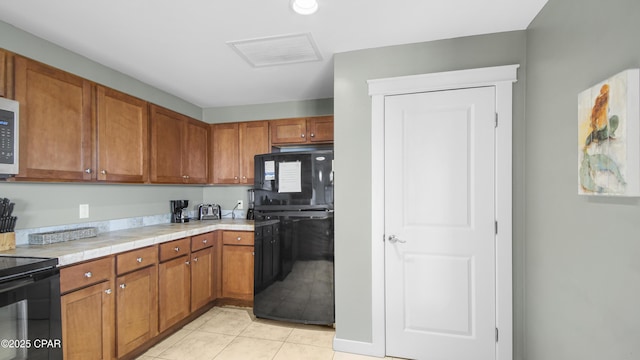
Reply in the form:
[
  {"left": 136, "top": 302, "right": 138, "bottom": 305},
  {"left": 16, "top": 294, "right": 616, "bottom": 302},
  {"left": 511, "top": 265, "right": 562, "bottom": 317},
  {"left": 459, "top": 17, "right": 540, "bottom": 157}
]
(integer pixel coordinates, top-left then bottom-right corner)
[
  {"left": 159, "top": 238, "right": 190, "bottom": 262},
  {"left": 191, "top": 232, "right": 214, "bottom": 252},
  {"left": 60, "top": 256, "right": 114, "bottom": 294},
  {"left": 116, "top": 246, "right": 158, "bottom": 275},
  {"left": 222, "top": 231, "right": 254, "bottom": 246}
]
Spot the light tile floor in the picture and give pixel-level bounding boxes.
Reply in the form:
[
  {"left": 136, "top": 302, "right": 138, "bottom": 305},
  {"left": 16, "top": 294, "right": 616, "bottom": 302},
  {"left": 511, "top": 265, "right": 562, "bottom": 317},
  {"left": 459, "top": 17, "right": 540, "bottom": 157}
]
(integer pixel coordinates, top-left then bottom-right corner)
[{"left": 136, "top": 306, "right": 403, "bottom": 360}]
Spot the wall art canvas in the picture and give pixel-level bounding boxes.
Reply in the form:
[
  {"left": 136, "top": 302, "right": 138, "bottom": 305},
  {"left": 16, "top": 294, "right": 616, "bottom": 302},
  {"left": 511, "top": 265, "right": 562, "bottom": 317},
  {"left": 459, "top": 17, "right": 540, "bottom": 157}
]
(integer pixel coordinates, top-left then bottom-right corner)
[{"left": 578, "top": 69, "right": 640, "bottom": 196}]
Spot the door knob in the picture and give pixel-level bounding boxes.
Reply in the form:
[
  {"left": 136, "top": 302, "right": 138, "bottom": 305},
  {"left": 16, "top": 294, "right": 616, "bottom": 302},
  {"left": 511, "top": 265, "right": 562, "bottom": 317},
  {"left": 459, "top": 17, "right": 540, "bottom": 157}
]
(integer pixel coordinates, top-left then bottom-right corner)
[{"left": 388, "top": 235, "right": 406, "bottom": 243}]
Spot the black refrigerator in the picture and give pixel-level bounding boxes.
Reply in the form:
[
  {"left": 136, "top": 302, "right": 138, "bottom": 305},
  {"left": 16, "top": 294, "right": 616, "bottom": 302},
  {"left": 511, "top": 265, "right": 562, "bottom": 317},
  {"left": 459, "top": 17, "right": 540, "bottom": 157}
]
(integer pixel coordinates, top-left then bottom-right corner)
[{"left": 252, "top": 150, "right": 334, "bottom": 325}]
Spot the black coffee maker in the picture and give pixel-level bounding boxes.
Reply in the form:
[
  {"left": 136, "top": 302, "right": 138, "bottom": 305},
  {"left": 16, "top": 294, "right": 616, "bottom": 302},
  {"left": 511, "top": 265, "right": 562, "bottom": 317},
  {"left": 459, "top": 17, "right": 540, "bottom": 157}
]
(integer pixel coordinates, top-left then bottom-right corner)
[
  {"left": 170, "top": 200, "right": 190, "bottom": 223},
  {"left": 246, "top": 189, "right": 255, "bottom": 220}
]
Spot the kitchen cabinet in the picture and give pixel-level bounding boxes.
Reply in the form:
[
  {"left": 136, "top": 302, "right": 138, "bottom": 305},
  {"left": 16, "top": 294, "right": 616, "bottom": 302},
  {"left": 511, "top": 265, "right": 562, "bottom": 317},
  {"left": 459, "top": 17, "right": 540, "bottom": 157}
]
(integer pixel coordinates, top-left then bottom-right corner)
[
  {"left": 270, "top": 116, "right": 333, "bottom": 145},
  {"left": 221, "top": 231, "right": 254, "bottom": 301},
  {"left": 158, "top": 238, "right": 191, "bottom": 332},
  {"left": 0, "top": 49, "right": 12, "bottom": 98},
  {"left": 116, "top": 246, "right": 158, "bottom": 358},
  {"left": 191, "top": 233, "right": 215, "bottom": 310},
  {"left": 14, "top": 55, "right": 93, "bottom": 181},
  {"left": 150, "top": 104, "right": 210, "bottom": 184},
  {"left": 95, "top": 85, "right": 149, "bottom": 182},
  {"left": 60, "top": 257, "right": 115, "bottom": 360},
  {"left": 211, "top": 121, "right": 269, "bottom": 184},
  {"left": 13, "top": 56, "right": 151, "bottom": 183}
]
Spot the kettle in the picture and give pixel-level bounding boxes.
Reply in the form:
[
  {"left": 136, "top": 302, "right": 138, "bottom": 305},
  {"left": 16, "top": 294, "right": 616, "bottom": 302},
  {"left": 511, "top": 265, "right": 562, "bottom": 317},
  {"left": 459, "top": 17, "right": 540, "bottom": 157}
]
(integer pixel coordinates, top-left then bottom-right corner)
[{"left": 196, "top": 204, "right": 221, "bottom": 220}]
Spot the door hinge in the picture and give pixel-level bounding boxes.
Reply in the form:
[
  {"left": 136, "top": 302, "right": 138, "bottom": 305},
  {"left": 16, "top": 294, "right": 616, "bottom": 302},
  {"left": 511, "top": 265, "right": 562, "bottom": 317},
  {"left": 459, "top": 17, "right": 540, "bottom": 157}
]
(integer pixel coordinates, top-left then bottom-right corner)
[
  {"left": 495, "top": 113, "right": 498, "bottom": 128},
  {"left": 495, "top": 327, "right": 499, "bottom": 342},
  {"left": 495, "top": 221, "right": 498, "bottom": 235}
]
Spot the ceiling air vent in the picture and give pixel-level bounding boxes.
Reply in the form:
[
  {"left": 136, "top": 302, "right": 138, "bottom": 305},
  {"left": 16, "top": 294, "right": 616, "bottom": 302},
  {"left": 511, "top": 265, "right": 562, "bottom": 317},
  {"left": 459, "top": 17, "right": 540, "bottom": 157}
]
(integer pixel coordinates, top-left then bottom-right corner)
[{"left": 227, "top": 33, "right": 322, "bottom": 68}]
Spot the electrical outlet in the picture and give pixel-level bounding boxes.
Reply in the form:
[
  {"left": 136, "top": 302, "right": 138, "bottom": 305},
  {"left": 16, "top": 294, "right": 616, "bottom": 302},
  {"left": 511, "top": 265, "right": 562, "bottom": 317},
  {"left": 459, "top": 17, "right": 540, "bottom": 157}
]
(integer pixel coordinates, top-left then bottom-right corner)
[
  {"left": 79, "top": 204, "right": 89, "bottom": 219},
  {"left": 237, "top": 200, "right": 244, "bottom": 210}
]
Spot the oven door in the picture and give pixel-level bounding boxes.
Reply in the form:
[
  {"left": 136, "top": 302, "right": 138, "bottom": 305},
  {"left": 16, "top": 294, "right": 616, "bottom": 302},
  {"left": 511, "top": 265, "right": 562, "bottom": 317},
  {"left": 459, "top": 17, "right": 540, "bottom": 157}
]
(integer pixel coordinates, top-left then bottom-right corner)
[{"left": 0, "top": 268, "right": 62, "bottom": 360}]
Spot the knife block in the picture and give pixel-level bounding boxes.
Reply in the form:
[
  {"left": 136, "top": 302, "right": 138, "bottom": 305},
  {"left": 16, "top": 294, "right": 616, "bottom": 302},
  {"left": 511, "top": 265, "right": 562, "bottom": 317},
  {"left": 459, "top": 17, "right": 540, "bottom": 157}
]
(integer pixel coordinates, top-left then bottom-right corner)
[{"left": 0, "top": 232, "right": 15, "bottom": 251}]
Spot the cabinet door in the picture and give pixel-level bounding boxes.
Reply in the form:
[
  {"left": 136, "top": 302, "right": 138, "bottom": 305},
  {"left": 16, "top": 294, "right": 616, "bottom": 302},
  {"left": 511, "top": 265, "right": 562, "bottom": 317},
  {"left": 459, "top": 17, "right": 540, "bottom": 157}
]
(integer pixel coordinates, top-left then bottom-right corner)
[
  {"left": 96, "top": 86, "right": 148, "bottom": 183},
  {"left": 222, "top": 244, "right": 254, "bottom": 301},
  {"left": 14, "top": 56, "right": 93, "bottom": 181},
  {"left": 61, "top": 281, "right": 114, "bottom": 360},
  {"left": 212, "top": 123, "right": 240, "bottom": 184},
  {"left": 308, "top": 116, "right": 334, "bottom": 143},
  {"left": 184, "top": 118, "right": 209, "bottom": 184},
  {"left": 149, "top": 104, "right": 185, "bottom": 183},
  {"left": 158, "top": 255, "right": 190, "bottom": 333},
  {"left": 116, "top": 266, "right": 158, "bottom": 358},
  {"left": 191, "top": 247, "right": 213, "bottom": 311},
  {"left": 239, "top": 121, "right": 269, "bottom": 184},
  {"left": 0, "top": 49, "right": 12, "bottom": 99},
  {"left": 270, "top": 118, "right": 307, "bottom": 145}
]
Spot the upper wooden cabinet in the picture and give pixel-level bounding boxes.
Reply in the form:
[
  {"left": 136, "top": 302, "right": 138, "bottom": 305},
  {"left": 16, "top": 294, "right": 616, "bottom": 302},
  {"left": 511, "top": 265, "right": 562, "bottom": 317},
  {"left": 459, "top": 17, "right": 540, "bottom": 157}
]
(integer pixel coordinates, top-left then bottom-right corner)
[
  {"left": 0, "top": 49, "right": 13, "bottom": 98},
  {"left": 211, "top": 121, "right": 269, "bottom": 184},
  {"left": 270, "top": 116, "right": 334, "bottom": 145},
  {"left": 149, "top": 104, "right": 209, "bottom": 184},
  {"left": 14, "top": 56, "right": 94, "bottom": 181},
  {"left": 95, "top": 86, "right": 149, "bottom": 183}
]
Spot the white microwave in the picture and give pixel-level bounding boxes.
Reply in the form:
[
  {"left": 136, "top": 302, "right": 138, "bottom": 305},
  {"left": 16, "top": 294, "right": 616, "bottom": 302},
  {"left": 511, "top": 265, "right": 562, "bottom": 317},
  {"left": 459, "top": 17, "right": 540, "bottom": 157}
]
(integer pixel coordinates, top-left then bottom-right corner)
[{"left": 0, "top": 97, "right": 19, "bottom": 176}]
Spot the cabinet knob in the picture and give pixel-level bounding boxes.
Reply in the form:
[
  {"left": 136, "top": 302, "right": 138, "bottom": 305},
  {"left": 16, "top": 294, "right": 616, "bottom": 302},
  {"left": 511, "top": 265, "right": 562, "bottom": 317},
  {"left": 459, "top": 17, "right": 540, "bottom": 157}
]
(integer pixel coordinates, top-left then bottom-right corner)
[
  {"left": 120, "top": 284, "right": 126, "bottom": 289},
  {"left": 84, "top": 271, "right": 92, "bottom": 278},
  {"left": 174, "top": 247, "right": 180, "bottom": 252},
  {"left": 237, "top": 236, "right": 242, "bottom": 241},
  {"left": 301, "top": 133, "right": 305, "bottom": 138},
  {"left": 202, "top": 239, "right": 208, "bottom": 244},
  {"left": 84, "top": 168, "right": 92, "bottom": 174},
  {"left": 101, "top": 170, "right": 107, "bottom": 175},
  {"left": 193, "top": 257, "right": 198, "bottom": 262},
  {"left": 185, "top": 261, "right": 190, "bottom": 266},
  {"left": 234, "top": 176, "right": 238, "bottom": 180},
  {"left": 105, "top": 289, "right": 112, "bottom": 295},
  {"left": 136, "top": 257, "right": 143, "bottom": 263},
  {"left": 310, "top": 133, "right": 315, "bottom": 137}
]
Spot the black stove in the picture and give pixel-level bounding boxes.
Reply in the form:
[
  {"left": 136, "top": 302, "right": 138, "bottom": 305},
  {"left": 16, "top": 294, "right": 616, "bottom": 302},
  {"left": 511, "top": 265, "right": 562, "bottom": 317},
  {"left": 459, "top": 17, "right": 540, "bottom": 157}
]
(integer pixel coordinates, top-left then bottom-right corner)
[{"left": 0, "top": 256, "right": 58, "bottom": 282}]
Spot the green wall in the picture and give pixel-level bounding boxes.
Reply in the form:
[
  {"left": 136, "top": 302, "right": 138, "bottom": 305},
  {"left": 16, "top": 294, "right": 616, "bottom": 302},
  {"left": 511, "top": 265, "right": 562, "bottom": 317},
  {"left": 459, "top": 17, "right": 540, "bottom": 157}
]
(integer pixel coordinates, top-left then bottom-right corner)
[
  {"left": 333, "top": 30, "right": 528, "bottom": 356},
  {"left": 525, "top": 0, "right": 640, "bottom": 358},
  {"left": 203, "top": 98, "right": 333, "bottom": 123}
]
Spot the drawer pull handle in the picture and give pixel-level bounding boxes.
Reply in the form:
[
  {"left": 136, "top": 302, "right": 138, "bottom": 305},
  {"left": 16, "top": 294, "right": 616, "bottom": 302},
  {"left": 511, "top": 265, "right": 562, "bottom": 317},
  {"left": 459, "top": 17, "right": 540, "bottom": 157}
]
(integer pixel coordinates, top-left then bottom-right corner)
[
  {"left": 237, "top": 237, "right": 242, "bottom": 241},
  {"left": 174, "top": 247, "right": 180, "bottom": 252},
  {"left": 202, "top": 239, "right": 208, "bottom": 244},
  {"left": 136, "top": 257, "right": 143, "bottom": 263},
  {"left": 84, "top": 272, "right": 92, "bottom": 278},
  {"left": 105, "top": 289, "right": 112, "bottom": 295},
  {"left": 120, "top": 284, "right": 126, "bottom": 289}
]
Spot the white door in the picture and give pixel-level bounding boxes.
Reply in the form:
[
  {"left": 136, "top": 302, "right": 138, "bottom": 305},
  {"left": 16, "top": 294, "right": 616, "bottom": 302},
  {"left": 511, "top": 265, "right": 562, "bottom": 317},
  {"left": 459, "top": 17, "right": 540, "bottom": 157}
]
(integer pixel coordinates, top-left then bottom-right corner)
[{"left": 385, "top": 86, "right": 497, "bottom": 360}]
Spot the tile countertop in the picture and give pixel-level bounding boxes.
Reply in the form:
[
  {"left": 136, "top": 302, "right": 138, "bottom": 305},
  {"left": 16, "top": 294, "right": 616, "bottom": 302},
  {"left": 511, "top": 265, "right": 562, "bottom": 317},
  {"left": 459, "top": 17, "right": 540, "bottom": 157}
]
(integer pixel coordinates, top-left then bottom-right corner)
[{"left": 0, "top": 219, "right": 254, "bottom": 266}]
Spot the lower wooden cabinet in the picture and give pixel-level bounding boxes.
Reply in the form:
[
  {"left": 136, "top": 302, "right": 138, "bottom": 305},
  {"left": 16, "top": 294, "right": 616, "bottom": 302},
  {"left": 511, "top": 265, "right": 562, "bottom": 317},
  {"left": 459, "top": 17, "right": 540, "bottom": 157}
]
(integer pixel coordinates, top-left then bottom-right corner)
[
  {"left": 116, "top": 264, "right": 158, "bottom": 358},
  {"left": 60, "top": 230, "right": 251, "bottom": 359},
  {"left": 191, "top": 246, "right": 214, "bottom": 311},
  {"left": 60, "top": 256, "right": 115, "bottom": 360},
  {"left": 222, "top": 231, "right": 254, "bottom": 301},
  {"left": 61, "top": 281, "right": 114, "bottom": 360},
  {"left": 158, "top": 254, "right": 191, "bottom": 332}
]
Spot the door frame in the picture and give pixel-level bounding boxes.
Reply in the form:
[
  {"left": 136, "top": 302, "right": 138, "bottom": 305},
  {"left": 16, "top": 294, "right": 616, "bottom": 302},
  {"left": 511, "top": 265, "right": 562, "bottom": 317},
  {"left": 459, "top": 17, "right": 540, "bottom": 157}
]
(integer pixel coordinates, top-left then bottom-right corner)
[{"left": 367, "top": 65, "right": 518, "bottom": 359}]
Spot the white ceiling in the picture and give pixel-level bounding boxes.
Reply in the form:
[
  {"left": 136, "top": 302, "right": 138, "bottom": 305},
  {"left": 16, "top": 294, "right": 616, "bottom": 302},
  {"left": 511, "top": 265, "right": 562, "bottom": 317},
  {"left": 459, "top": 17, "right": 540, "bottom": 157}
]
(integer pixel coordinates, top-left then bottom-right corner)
[{"left": 0, "top": 0, "right": 547, "bottom": 108}]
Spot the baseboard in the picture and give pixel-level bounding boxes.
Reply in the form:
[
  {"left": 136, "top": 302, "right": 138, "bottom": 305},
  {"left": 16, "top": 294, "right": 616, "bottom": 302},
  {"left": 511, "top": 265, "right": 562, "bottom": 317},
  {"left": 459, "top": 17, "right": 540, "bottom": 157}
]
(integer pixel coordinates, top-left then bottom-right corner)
[{"left": 333, "top": 336, "right": 385, "bottom": 358}]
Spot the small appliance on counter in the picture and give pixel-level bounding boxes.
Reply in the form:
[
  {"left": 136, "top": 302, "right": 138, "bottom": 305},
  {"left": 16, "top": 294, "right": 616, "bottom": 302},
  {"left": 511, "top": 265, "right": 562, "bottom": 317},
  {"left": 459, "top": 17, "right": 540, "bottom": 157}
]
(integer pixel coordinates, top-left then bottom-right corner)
[
  {"left": 246, "top": 189, "right": 255, "bottom": 220},
  {"left": 170, "top": 200, "right": 190, "bottom": 223},
  {"left": 196, "top": 204, "right": 221, "bottom": 220}
]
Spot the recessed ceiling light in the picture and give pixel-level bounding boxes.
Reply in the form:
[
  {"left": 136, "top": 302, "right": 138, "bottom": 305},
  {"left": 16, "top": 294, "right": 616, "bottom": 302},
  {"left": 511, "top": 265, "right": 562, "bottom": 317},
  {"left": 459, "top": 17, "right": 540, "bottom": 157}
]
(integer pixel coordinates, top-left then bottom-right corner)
[{"left": 291, "top": 0, "right": 318, "bottom": 15}]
